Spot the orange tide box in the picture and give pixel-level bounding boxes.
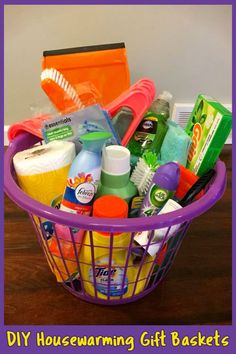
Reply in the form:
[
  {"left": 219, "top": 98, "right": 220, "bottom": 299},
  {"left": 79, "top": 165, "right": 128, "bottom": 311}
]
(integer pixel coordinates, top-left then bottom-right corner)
[{"left": 185, "top": 94, "right": 232, "bottom": 176}]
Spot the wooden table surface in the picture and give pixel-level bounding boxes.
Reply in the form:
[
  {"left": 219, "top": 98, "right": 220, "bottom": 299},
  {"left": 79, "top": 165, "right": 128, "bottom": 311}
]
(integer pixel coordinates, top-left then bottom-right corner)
[{"left": 4, "top": 147, "right": 232, "bottom": 325}]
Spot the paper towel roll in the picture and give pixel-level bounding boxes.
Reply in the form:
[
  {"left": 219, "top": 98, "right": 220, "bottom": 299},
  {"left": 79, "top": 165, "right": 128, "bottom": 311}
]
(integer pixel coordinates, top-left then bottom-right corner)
[{"left": 13, "top": 140, "right": 76, "bottom": 206}]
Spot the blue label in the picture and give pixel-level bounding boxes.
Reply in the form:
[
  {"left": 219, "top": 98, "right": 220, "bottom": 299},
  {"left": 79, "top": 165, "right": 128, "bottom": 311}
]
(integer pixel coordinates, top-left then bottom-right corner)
[{"left": 89, "top": 264, "right": 128, "bottom": 296}]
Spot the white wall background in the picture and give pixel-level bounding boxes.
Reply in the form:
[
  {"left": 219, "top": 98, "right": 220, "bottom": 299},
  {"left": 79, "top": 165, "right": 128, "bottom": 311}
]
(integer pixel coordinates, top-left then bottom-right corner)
[{"left": 4, "top": 4, "right": 232, "bottom": 124}]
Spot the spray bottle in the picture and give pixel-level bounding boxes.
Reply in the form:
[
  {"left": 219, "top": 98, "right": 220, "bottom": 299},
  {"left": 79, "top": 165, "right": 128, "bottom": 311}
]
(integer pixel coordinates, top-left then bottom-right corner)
[
  {"left": 60, "top": 131, "right": 112, "bottom": 215},
  {"left": 139, "top": 162, "right": 180, "bottom": 217},
  {"left": 132, "top": 162, "right": 180, "bottom": 261}
]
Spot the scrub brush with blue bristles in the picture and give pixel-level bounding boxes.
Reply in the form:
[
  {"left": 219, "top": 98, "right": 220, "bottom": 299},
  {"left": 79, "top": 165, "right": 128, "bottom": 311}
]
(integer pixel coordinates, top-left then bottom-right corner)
[{"left": 130, "top": 151, "right": 160, "bottom": 195}]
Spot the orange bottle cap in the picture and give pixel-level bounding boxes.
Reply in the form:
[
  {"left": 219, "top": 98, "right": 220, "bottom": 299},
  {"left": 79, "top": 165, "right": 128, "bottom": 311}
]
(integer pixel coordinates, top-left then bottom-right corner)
[{"left": 93, "top": 195, "right": 128, "bottom": 219}]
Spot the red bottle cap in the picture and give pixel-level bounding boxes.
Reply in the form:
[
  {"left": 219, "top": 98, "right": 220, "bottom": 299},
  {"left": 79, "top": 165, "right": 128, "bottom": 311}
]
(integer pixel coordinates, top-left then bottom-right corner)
[{"left": 93, "top": 195, "right": 128, "bottom": 219}]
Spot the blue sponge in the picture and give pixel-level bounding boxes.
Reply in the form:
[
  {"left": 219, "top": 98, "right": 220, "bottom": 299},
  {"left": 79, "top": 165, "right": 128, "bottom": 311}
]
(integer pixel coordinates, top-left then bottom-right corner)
[{"left": 159, "top": 121, "right": 191, "bottom": 166}]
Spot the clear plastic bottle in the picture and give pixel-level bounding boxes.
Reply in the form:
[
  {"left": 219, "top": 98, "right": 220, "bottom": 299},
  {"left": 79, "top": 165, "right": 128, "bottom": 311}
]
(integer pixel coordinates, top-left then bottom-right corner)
[{"left": 149, "top": 90, "right": 173, "bottom": 120}]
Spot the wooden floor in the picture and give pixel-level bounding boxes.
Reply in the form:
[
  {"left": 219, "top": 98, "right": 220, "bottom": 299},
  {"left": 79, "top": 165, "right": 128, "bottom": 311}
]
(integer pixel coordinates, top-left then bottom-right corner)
[{"left": 4, "top": 146, "right": 232, "bottom": 325}]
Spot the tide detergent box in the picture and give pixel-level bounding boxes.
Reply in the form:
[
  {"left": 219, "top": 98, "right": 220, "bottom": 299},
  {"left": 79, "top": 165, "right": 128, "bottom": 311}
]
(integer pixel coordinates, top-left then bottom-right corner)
[{"left": 185, "top": 94, "right": 232, "bottom": 176}]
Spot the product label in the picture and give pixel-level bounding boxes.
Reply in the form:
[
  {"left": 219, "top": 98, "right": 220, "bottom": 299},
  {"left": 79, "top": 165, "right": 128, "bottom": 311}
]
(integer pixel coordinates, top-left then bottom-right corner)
[
  {"left": 134, "top": 230, "right": 162, "bottom": 257},
  {"left": 128, "top": 116, "right": 158, "bottom": 157},
  {"left": 193, "top": 113, "right": 222, "bottom": 173},
  {"left": 75, "top": 182, "right": 95, "bottom": 204},
  {"left": 141, "top": 185, "right": 172, "bottom": 217},
  {"left": 188, "top": 123, "right": 202, "bottom": 163},
  {"left": 186, "top": 97, "right": 225, "bottom": 173},
  {"left": 42, "top": 105, "right": 120, "bottom": 145},
  {"left": 128, "top": 196, "right": 144, "bottom": 218},
  {"left": 44, "top": 126, "right": 73, "bottom": 142},
  {"left": 89, "top": 259, "right": 128, "bottom": 296},
  {"left": 134, "top": 117, "right": 158, "bottom": 149},
  {"left": 61, "top": 171, "right": 100, "bottom": 215}
]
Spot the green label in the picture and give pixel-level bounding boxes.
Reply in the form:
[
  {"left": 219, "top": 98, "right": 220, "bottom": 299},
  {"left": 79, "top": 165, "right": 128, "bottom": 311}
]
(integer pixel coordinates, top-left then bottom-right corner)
[
  {"left": 45, "top": 126, "right": 73, "bottom": 142},
  {"left": 140, "top": 186, "right": 172, "bottom": 217},
  {"left": 186, "top": 97, "right": 223, "bottom": 173},
  {"left": 128, "top": 116, "right": 158, "bottom": 156},
  {"left": 150, "top": 186, "right": 170, "bottom": 208}
]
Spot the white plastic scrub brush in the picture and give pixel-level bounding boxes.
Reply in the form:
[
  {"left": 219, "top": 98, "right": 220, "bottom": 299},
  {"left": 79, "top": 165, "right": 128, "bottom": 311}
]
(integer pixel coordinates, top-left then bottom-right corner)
[{"left": 130, "top": 151, "right": 160, "bottom": 195}]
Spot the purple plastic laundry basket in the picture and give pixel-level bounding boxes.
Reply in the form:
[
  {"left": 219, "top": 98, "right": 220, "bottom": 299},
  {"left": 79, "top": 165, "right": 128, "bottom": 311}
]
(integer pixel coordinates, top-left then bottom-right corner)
[{"left": 4, "top": 132, "right": 227, "bottom": 305}]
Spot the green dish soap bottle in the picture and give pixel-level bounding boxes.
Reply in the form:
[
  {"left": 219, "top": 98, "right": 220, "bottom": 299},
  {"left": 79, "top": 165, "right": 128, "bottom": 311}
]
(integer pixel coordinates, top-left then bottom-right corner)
[{"left": 128, "top": 91, "right": 173, "bottom": 167}]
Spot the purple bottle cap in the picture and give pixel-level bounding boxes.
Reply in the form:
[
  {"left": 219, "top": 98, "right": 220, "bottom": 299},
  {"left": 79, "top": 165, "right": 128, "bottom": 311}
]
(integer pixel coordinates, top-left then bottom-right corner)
[{"left": 152, "top": 162, "right": 180, "bottom": 191}]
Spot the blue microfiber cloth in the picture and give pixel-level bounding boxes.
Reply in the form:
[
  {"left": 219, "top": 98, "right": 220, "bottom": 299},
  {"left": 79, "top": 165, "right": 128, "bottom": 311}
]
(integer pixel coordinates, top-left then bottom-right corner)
[{"left": 159, "top": 121, "right": 191, "bottom": 166}]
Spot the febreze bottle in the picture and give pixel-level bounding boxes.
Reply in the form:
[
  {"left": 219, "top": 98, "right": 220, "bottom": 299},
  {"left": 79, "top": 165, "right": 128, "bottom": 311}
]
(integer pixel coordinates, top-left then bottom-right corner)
[{"left": 60, "top": 131, "right": 112, "bottom": 215}]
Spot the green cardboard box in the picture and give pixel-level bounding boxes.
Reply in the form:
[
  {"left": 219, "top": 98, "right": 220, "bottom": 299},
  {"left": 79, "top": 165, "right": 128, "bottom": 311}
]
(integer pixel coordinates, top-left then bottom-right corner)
[{"left": 185, "top": 94, "right": 232, "bottom": 176}]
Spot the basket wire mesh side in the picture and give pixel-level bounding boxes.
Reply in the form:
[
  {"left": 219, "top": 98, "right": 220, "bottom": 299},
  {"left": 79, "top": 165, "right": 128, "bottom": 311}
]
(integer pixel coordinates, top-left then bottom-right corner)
[{"left": 31, "top": 214, "right": 191, "bottom": 305}]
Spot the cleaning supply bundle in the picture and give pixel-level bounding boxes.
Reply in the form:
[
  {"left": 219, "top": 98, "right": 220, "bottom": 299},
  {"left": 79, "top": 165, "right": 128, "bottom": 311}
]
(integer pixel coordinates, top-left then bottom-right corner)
[
  {"left": 185, "top": 94, "right": 232, "bottom": 176},
  {"left": 8, "top": 44, "right": 230, "bottom": 301},
  {"left": 96, "top": 145, "right": 137, "bottom": 203}
]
